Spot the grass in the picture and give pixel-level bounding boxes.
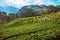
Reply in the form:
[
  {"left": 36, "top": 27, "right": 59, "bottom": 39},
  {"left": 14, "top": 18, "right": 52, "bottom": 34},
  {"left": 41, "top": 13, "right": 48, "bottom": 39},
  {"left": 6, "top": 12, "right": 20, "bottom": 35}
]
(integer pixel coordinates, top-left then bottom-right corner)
[
  {"left": 0, "top": 12, "right": 60, "bottom": 40},
  {"left": 7, "top": 24, "right": 60, "bottom": 40}
]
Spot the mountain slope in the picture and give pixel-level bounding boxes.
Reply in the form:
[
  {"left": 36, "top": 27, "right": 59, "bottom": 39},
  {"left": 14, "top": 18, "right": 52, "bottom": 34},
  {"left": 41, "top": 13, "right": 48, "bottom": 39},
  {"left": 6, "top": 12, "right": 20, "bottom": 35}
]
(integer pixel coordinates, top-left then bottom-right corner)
[
  {"left": 18, "top": 5, "right": 48, "bottom": 17},
  {"left": 17, "top": 5, "right": 60, "bottom": 17},
  {"left": 0, "top": 12, "right": 60, "bottom": 40},
  {"left": 0, "top": 6, "right": 19, "bottom": 13}
]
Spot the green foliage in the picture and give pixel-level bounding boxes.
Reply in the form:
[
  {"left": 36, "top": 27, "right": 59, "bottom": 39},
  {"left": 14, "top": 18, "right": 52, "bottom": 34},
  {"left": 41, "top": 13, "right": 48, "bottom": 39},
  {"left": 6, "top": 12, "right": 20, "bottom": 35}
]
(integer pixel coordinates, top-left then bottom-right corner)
[{"left": 0, "top": 12, "right": 60, "bottom": 40}]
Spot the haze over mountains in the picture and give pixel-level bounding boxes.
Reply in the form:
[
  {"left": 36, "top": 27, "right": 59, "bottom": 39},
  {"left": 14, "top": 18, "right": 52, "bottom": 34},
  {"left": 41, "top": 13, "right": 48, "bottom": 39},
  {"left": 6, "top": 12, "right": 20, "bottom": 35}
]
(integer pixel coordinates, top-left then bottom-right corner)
[
  {"left": 0, "top": 5, "right": 60, "bottom": 14},
  {"left": 17, "top": 5, "right": 60, "bottom": 17},
  {"left": 0, "top": 0, "right": 60, "bottom": 40},
  {"left": 0, "top": 5, "right": 60, "bottom": 16},
  {"left": 0, "top": 0, "right": 60, "bottom": 14},
  {"left": 0, "top": 6, "right": 19, "bottom": 13},
  {"left": 0, "top": 5, "right": 60, "bottom": 24}
]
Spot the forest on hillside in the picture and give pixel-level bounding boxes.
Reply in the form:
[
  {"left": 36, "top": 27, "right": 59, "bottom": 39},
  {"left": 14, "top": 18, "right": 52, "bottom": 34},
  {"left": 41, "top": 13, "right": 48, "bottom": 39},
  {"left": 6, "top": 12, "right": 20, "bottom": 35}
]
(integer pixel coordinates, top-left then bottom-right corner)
[
  {"left": 0, "top": 4, "right": 60, "bottom": 40},
  {"left": 0, "top": 5, "right": 60, "bottom": 25}
]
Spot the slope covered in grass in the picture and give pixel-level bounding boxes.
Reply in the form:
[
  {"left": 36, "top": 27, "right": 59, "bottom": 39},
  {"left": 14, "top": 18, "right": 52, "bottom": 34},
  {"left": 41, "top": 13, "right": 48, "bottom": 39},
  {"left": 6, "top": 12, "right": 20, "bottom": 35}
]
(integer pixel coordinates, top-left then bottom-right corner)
[{"left": 0, "top": 12, "right": 60, "bottom": 40}]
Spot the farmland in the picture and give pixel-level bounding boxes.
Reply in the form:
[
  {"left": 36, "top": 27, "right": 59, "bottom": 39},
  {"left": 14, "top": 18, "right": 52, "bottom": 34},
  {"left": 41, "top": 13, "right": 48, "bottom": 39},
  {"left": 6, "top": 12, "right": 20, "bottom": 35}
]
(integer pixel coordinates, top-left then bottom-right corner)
[{"left": 0, "top": 12, "right": 60, "bottom": 40}]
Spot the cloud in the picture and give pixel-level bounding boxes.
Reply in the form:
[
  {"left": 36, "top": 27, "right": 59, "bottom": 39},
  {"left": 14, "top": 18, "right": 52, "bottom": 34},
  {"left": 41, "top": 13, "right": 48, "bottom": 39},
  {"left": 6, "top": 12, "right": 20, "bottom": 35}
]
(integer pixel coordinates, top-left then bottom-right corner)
[
  {"left": 5, "top": 0, "right": 29, "bottom": 8},
  {"left": 0, "top": 0, "right": 59, "bottom": 8},
  {"left": 33, "top": 0, "right": 45, "bottom": 5},
  {"left": 0, "top": 0, "right": 45, "bottom": 8},
  {"left": 5, "top": 0, "right": 28, "bottom": 7},
  {"left": 58, "top": 0, "right": 60, "bottom": 2},
  {"left": 47, "top": 0, "right": 55, "bottom": 5}
]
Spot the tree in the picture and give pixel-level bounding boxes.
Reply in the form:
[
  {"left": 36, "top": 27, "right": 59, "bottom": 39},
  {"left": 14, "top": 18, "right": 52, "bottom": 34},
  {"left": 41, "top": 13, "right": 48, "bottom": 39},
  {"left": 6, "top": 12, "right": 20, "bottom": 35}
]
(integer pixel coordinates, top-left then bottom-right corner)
[{"left": 0, "top": 11, "right": 7, "bottom": 18}]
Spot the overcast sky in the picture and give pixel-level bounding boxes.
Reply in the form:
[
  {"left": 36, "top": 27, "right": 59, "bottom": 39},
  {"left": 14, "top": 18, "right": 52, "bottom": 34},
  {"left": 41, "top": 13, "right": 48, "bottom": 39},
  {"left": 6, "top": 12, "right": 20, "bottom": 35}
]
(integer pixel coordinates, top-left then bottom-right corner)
[{"left": 0, "top": 0, "right": 60, "bottom": 8}]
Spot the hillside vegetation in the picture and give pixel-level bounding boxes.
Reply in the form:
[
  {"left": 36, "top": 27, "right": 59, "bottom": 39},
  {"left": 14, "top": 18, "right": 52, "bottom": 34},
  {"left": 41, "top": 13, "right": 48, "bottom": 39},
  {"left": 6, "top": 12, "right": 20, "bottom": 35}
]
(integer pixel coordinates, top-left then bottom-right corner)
[
  {"left": 0, "top": 12, "right": 60, "bottom": 40},
  {"left": 0, "top": 5, "right": 60, "bottom": 24}
]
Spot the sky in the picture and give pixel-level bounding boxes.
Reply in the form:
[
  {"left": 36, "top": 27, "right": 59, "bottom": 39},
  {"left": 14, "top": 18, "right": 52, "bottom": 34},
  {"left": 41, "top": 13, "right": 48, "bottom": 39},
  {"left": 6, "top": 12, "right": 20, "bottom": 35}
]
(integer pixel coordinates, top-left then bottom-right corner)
[{"left": 0, "top": 0, "right": 60, "bottom": 13}]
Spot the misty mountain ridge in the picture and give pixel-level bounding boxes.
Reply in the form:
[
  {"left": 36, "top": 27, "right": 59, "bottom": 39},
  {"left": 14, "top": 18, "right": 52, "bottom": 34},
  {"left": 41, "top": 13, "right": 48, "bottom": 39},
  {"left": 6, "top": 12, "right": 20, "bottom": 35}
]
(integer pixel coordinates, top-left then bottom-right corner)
[
  {"left": 0, "top": 5, "right": 60, "bottom": 28},
  {"left": 0, "top": 5, "right": 60, "bottom": 15},
  {"left": 18, "top": 5, "right": 48, "bottom": 13},
  {"left": 0, "top": 6, "right": 19, "bottom": 13},
  {"left": 17, "top": 5, "right": 60, "bottom": 17}
]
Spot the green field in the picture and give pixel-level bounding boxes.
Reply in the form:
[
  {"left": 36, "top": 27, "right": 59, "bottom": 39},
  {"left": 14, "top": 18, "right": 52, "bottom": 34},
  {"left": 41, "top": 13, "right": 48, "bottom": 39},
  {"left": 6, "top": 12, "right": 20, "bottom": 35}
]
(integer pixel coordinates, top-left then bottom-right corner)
[{"left": 0, "top": 12, "right": 60, "bottom": 40}]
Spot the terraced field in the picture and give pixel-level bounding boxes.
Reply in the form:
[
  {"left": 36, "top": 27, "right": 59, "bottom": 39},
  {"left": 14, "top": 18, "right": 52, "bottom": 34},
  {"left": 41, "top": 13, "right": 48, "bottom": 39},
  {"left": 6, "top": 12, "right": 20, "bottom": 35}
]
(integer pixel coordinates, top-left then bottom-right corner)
[{"left": 0, "top": 12, "right": 60, "bottom": 40}]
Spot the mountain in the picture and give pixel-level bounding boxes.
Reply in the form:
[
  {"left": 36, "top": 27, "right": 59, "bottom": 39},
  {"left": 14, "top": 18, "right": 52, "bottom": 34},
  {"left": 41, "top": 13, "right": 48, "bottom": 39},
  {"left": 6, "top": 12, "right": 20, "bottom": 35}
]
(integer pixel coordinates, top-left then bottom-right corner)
[
  {"left": 18, "top": 5, "right": 48, "bottom": 17},
  {"left": 5, "top": 6, "right": 19, "bottom": 13},
  {"left": 47, "top": 5, "right": 60, "bottom": 12},
  {"left": 18, "top": 5, "right": 60, "bottom": 17},
  {"left": 56, "top": 5, "right": 60, "bottom": 8},
  {"left": 1, "top": 12, "right": 60, "bottom": 40},
  {"left": 0, "top": 6, "right": 19, "bottom": 13},
  {"left": 0, "top": 6, "right": 5, "bottom": 11}
]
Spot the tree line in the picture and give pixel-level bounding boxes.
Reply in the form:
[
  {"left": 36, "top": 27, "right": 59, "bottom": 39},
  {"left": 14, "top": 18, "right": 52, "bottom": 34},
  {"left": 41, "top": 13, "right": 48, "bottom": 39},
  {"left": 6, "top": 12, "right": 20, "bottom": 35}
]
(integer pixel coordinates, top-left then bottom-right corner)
[{"left": 0, "top": 5, "right": 60, "bottom": 25}]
